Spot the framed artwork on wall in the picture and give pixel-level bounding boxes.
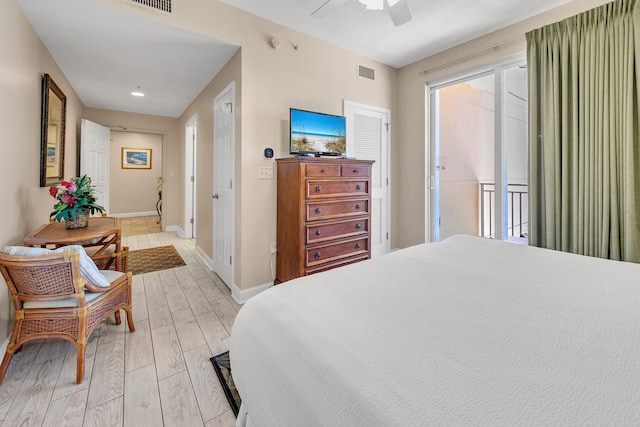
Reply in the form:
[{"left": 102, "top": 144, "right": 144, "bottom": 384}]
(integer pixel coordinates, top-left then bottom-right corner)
[{"left": 122, "top": 147, "right": 152, "bottom": 169}]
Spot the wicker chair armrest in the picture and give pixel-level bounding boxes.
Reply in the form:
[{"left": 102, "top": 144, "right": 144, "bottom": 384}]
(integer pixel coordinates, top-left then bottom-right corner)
[
  {"left": 84, "top": 270, "right": 130, "bottom": 293},
  {"left": 91, "top": 246, "right": 129, "bottom": 273}
]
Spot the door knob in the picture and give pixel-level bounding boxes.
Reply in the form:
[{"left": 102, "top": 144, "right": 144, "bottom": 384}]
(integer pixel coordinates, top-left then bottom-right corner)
[{"left": 213, "top": 193, "right": 219, "bottom": 199}]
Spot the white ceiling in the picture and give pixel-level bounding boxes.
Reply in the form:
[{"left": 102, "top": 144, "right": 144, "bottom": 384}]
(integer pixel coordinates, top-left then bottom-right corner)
[
  {"left": 219, "top": 0, "right": 570, "bottom": 68},
  {"left": 17, "top": 0, "right": 239, "bottom": 118},
  {"left": 17, "top": 0, "right": 568, "bottom": 118}
]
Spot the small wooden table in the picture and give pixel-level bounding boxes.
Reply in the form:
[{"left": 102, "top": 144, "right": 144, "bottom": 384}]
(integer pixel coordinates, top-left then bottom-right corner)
[{"left": 24, "top": 217, "right": 123, "bottom": 270}]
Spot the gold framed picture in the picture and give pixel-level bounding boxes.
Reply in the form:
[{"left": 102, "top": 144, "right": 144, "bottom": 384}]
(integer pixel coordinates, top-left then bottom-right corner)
[{"left": 122, "top": 147, "right": 152, "bottom": 169}]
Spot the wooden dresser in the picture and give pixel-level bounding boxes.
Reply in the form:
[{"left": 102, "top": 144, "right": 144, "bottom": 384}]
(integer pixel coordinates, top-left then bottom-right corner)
[{"left": 275, "top": 157, "right": 374, "bottom": 283}]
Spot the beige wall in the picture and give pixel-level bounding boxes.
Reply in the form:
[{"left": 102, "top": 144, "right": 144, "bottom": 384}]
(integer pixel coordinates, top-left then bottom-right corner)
[
  {"left": 395, "top": 0, "right": 612, "bottom": 248},
  {"left": 0, "top": 1, "right": 84, "bottom": 338},
  {"left": 83, "top": 109, "right": 179, "bottom": 229},
  {"left": 109, "top": 131, "right": 163, "bottom": 215}
]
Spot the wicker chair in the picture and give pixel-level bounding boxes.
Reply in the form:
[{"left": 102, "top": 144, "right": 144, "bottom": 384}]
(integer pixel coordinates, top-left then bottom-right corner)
[
  {"left": 89, "top": 245, "right": 129, "bottom": 272},
  {"left": 0, "top": 249, "right": 135, "bottom": 384}
]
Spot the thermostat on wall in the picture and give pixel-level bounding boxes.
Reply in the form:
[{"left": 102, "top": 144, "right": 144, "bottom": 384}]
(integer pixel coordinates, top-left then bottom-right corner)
[{"left": 263, "top": 147, "right": 274, "bottom": 159}]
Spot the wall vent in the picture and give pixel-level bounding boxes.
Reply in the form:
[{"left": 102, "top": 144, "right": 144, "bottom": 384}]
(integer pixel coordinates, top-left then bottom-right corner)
[
  {"left": 122, "top": 0, "right": 175, "bottom": 16},
  {"left": 358, "top": 65, "right": 375, "bottom": 80}
]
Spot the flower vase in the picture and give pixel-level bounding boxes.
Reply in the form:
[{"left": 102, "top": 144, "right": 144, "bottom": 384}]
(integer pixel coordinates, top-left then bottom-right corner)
[{"left": 65, "top": 210, "right": 90, "bottom": 229}]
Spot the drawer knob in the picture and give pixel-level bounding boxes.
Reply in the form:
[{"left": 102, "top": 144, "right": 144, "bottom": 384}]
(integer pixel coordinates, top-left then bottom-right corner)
[
  {"left": 316, "top": 185, "right": 322, "bottom": 193},
  {"left": 315, "top": 230, "right": 321, "bottom": 236},
  {"left": 322, "top": 168, "right": 327, "bottom": 173},
  {"left": 353, "top": 169, "right": 358, "bottom": 173},
  {"left": 355, "top": 223, "right": 361, "bottom": 230},
  {"left": 315, "top": 207, "right": 321, "bottom": 215},
  {"left": 355, "top": 204, "right": 361, "bottom": 210},
  {"left": 356, "top": 184, "right": 361, "bottom": 191},
  {"left": 355, "top": 243, "right": 361, "bottom": 249},
  {"left": 315, "top": 251, "right": 321, "bottom": 259}
]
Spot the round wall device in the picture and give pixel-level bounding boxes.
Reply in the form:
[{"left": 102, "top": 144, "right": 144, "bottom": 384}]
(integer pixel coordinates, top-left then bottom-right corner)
[{"left": 264, "top": 147, "right": 274, "bottom": 159}]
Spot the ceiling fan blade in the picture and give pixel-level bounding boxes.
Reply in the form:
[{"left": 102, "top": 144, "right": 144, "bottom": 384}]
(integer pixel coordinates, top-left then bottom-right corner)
[
  {"left": 385, "top": 0, "right": 412, "bottom": 26},
  {"left": 312, "top": 0, "right": 348, "bottom": 18}
]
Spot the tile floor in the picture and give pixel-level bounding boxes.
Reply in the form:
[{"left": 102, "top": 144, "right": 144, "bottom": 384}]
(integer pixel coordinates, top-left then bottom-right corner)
[{"left": 0, "top": 218, "right": 240, "bottom": 426}]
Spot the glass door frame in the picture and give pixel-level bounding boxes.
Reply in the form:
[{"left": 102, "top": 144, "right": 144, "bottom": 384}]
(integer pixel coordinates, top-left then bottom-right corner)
[{"left": 426, "top": 54, "right": 526, "bottom": 243}]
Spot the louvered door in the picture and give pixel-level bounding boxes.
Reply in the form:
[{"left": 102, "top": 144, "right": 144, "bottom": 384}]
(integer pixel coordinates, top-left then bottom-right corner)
[{"left": 345, "top": 101, "right": 390, "bottom": 257}]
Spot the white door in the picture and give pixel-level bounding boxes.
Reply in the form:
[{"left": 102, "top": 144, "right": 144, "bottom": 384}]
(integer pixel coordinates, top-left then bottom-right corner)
[
  {"left": 185, "top": 115, "right": 198, "bottom": 239},
  {"left": 344, "top": 101, "right": 390, "bottom": 257},
  {"left": 213, "top": 82, "right": 235, "bottom": 289},
  {"left": 80, "top": 119, "right": 110, "bottom": 213}
]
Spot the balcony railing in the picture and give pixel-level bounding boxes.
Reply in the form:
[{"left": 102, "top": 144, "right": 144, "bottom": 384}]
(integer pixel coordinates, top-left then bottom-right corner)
[{"left": 480, "top": 183, "right": 528, "bottom": 240}]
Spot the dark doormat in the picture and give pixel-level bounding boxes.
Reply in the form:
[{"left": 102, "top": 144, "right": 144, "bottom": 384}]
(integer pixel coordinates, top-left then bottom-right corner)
[
  {"left": 210, "top": 351, "right": 241, "bottom": 417},
  {"left": 128, "top": 245, "right": 185, "bottom": 275}
]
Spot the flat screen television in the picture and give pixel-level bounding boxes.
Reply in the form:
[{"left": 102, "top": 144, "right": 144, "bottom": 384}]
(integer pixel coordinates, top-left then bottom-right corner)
[{"left": 290, "top": 108, "right": 346, "bottom": 156}]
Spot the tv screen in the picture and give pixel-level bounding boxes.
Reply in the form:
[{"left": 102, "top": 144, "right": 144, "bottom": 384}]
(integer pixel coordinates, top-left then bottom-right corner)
[{"left": 290, "top": 108, "right": 346, "bottom": 156}]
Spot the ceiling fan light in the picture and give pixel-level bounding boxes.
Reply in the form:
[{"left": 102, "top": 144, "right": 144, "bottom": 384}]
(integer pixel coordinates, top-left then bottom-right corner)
[{"left": 358, "top": 0, "right": 384, "bottom": 11}]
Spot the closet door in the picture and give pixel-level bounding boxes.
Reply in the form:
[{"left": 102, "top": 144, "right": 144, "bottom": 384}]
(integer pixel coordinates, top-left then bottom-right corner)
[{"left": 345, "top": 101, "right": 390, "bottom": 256}]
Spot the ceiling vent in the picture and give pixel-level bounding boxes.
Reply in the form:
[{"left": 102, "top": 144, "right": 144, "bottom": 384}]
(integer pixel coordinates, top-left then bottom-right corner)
[
  {"left": 122, "top": 0, "right": 175, "bottom": 16},
  {"left": 358, "top": 65, "right": 375, "bottom": 80}
]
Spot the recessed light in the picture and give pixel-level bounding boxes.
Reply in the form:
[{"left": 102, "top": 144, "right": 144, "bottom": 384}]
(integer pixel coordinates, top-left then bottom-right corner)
[{"left": 131, "top": 86, "right": 144, "bottom": 97}]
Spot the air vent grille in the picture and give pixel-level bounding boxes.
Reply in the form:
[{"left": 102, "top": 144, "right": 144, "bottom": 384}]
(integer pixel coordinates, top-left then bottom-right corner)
[
  {"left": 358, "top": 65, "right": 375, "bottom": 80},
  {"left": 122, "top": 0, "right": 175, "bottom": 16}
]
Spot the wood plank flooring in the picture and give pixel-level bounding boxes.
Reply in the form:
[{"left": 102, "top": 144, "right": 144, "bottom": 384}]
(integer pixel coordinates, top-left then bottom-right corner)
[{"left": 0, "top": 225, "right": 239, "bottom": 426}]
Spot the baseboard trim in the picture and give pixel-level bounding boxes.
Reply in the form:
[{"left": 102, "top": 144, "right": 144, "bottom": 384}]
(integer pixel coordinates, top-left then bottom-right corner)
[
  {"left": 110, "top": 211, "right": 158, "bottom": 218},
  {"left": 195, "top": 246, "right": 271, "bottom": 304},
  {"left": 231, "top": 281, "right": 272, "bottom": 304},
  {"left": 172, "top": 226, "right": 186, "bottom": 239},
  {"left": 165, "top": 225, "right": 180, "bottom": 234},
  {"left": 195, "top": 245, "right": 214, "bottom": 271}
]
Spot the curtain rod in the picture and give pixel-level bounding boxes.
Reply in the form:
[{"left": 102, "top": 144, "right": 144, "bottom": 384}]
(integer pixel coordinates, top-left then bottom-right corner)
[{"left": 418, "top": 35, "right": 524, "bottom": 75}]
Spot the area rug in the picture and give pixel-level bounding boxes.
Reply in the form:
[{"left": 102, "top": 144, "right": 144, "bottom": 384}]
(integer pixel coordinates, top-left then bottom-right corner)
[
  {"left": 210, "top": 351, "right": 241, "bottom": 417},
  {"left": 127, "top": 245, "right": 186, "bottom": 275}
]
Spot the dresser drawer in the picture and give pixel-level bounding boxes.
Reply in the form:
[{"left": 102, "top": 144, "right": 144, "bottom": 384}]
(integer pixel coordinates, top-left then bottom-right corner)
[
  {"left": 305, "top": 254, "right": 369, "bottom": 276},
  {"left": 306, "top": 180, "right": 368, "bottom": 199},
  {"left": 307, "top": 199, "right": 369, "bottom": 221},
  {"left": 341, "top": 165, "right": 370, "bottom": 177},
  {"left": 306, "top": 218, "right": 368, "bottom": 244},
  {"left": 306, "top": 164, "right": 340, "bottom": 177},
  {"left": 305, "top": 237, "right": 369, "bottom": 267}
]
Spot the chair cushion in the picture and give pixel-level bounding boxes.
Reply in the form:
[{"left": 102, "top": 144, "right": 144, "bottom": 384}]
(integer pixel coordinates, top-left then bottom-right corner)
[
  {"left": 100, "top": 270, "right": 125, "bottom": 283},
  {"left": 1, "top": 245, "right": 111, "bottom": 288},
  {"left": 22, "top": 291, "right": 103, "bottom": 309}
]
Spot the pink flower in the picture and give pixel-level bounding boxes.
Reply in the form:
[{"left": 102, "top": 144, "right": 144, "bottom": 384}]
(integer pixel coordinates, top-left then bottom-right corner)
[
  {"left": 61, "top": 181, "right": 77, "bottom": 193},
  {"left": 60, "top": 194, "right": 76, "bottom": 206},
  {"left": 49, "top": 186, "right": 58, "bottom": 198}
]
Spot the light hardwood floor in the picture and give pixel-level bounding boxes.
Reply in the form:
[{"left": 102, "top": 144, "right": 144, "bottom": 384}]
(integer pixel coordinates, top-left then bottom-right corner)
[{"left": 0, "top": 222, "right": 240, "bottom": 426}]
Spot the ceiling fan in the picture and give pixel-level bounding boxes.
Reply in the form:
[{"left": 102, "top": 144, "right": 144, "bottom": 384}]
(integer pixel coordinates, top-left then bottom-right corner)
[{"left": 312, "top": 0, "right": 412, "bottom": 27}]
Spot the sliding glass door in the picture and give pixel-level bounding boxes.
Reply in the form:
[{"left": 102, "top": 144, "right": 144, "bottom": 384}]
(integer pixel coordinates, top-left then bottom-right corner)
[{"left": 428, "top": 60, "right": 528, "bottom": 243}]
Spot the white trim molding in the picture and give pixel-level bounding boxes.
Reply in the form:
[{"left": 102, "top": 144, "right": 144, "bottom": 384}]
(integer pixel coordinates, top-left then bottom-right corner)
[
  {"left": 195, "top": 245, "right": 272, "bottom": 304},
  {"left": 110, "top": 211, "right": 157, "bottom": 218},
  {"left": 231, "top": 282, "right": 273, "bottom": 305}
]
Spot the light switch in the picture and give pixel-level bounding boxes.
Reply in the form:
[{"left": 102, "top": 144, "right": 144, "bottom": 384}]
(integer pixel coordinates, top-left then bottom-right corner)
[{"left": 258, "top": 167, "right": 274, "bottom": 179}]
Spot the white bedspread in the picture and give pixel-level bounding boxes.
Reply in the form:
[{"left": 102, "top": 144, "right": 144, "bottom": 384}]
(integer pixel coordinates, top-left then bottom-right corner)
[{"left": 230, "top": 235, "right": 640, "bottom": 426}]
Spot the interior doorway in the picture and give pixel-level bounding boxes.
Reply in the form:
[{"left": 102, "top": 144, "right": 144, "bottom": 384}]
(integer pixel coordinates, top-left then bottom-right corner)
[
  {"left": 185, "top": 114, "right": 198, "bottom": 239},
  {"left": 212, "top": 82, "right": 235, "bottom": 290},
  {"left": 428, "top": 59, "right": 528, "bottom": 243}
]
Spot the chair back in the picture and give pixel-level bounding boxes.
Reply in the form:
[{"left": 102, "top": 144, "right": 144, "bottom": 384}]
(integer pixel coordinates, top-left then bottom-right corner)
[{"left": 0, "top": 250, "right": 85, "bottom": 308}]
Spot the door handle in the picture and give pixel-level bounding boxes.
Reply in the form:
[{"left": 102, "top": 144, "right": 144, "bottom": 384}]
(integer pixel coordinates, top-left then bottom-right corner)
[{"left": 213, "top": 193, "right": 219, "bottom": 199}]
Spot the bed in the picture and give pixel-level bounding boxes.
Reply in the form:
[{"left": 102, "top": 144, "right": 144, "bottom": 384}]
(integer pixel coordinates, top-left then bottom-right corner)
[{"left": 230, "top": 235, "right": 640, "bottom": 426}]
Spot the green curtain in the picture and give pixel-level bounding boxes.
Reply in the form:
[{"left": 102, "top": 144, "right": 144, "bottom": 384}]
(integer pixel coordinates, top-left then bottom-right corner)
[{"left": 526, "top": 0, "right": 640, "bottom": 263}]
